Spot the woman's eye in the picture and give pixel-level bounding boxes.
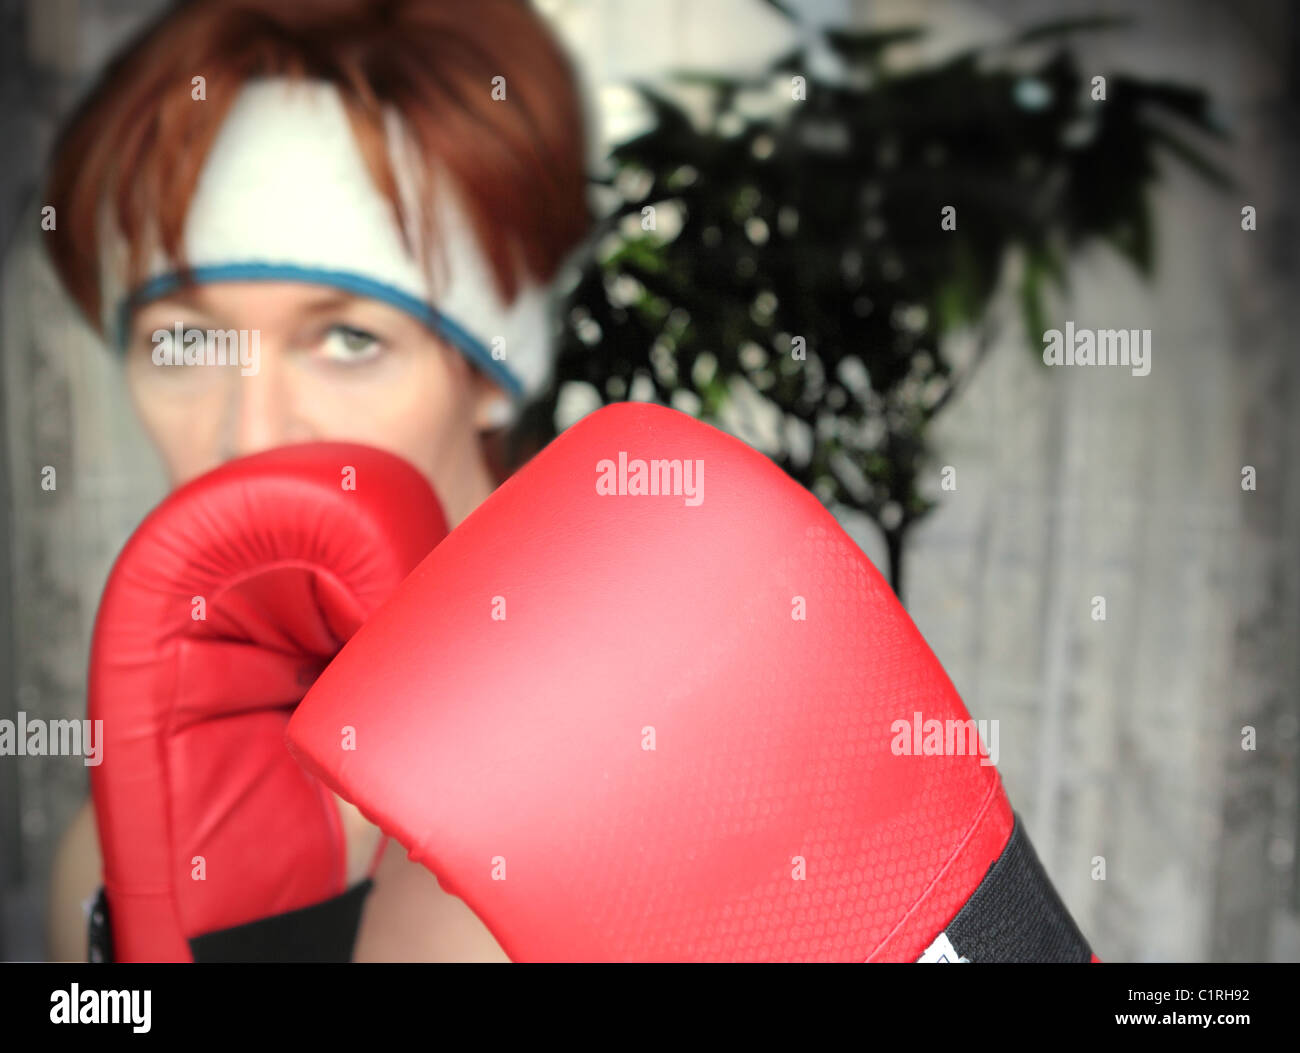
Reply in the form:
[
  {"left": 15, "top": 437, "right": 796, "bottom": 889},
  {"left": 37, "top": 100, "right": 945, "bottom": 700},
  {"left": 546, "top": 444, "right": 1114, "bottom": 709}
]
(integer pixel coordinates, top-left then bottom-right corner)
[
  {"left": 138, "top": 324, "right": 198, "bottom": 368},
  {"left": 322, "top": 325, "right": 383, "bottom": 362}
]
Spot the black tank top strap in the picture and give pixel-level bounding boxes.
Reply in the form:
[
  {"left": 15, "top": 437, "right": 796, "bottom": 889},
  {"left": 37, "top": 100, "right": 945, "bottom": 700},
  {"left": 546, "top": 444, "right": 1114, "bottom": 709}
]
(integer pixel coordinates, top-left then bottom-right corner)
[{"left": 87, "top": 880, "right": 373, "bottom": 963}]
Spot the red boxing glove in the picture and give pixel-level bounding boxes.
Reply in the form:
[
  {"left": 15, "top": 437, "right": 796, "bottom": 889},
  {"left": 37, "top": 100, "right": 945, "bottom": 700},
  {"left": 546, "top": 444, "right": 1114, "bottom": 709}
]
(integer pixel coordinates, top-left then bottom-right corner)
[
  {"left": 89, "top": 443, "right": 447, "bottom": 962},
  {"left": 288, "top": 404, "right": 1093, "bottom": 962}
]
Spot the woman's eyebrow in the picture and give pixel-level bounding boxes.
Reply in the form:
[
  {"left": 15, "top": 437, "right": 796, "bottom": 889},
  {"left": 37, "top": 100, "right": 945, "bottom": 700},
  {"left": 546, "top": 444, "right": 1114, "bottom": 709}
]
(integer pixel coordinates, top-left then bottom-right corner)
[
  {"left": 129, "top": 312, "right": 214, "bottom": 344},
  {"left": 131, "top": 291, "right": 216, "bottom": 322},
  {"left": 293, "top": 290, "right": 365, "bottom": 317},
  {"left": 137, "top": 297, "right": 205, "bottom": 315}
]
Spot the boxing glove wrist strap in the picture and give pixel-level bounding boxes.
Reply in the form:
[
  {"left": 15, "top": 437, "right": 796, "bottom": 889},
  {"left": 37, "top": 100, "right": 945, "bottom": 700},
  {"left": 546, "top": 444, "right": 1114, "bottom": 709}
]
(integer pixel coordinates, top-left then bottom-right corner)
[{"left": 916, "top": 814, "right": 1093, "bottom": 963}]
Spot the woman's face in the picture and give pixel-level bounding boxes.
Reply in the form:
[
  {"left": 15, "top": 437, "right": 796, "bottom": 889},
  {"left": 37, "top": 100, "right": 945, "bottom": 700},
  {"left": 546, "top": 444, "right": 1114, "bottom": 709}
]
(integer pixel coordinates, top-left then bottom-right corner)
[{"left": 124, "top": 280, "right": 504, "bottom": 525}]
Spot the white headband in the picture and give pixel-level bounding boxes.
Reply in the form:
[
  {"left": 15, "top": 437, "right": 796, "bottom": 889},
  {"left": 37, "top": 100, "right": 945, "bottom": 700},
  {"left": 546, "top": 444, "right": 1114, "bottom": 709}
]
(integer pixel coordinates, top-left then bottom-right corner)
[{"left": 101, "top": 77, "right": 556, "bottom": 404}]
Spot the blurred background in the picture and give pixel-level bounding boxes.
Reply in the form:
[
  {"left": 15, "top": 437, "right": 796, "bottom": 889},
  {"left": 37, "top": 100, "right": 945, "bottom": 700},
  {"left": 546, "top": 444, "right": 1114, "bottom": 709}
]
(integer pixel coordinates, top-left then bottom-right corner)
[{"left": 1, "top": 0, "right": 1297, "bottom": 962}]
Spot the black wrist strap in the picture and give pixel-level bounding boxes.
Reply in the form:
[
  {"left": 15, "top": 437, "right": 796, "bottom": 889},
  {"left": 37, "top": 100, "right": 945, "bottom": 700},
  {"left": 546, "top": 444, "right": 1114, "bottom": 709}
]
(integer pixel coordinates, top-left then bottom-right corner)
[
  {"left": 87, "top": 886, "right": 114, "bottom": 963},
  {"left": 926, "top": 813, "right": 1093, "bottom": 963}
]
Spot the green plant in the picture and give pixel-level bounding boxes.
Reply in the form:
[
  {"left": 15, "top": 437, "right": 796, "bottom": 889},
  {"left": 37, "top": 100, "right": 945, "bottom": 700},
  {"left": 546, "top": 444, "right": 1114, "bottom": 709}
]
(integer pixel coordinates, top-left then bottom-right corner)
[{"left": 516, "top": 11, "right": 1230, "bottom": 599}]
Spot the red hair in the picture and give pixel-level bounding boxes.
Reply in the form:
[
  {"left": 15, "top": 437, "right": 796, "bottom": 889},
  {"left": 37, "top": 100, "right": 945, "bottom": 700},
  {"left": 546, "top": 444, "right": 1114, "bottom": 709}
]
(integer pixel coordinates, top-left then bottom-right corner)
[{"left": 45, "top": 0, "right": 592, "bottom": 328}]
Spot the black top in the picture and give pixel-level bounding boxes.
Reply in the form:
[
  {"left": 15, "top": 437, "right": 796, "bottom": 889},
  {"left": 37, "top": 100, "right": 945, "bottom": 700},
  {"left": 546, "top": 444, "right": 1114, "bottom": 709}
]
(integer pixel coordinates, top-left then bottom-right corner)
[{"left": 88, "top": 881, "right": 373, "bottom": 963}]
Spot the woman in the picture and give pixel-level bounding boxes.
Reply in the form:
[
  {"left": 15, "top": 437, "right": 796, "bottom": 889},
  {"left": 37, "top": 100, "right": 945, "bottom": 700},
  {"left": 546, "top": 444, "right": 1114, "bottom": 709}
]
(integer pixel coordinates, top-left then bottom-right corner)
[{"left": 44, "top": 0, "right": 593, "bottom": 962}]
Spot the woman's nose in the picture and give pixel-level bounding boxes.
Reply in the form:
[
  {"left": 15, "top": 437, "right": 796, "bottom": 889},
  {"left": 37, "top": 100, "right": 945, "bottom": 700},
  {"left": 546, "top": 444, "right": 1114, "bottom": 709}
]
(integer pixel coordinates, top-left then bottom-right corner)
[{"left": 223, "top": 345, "right": 308, "bottom": 459}]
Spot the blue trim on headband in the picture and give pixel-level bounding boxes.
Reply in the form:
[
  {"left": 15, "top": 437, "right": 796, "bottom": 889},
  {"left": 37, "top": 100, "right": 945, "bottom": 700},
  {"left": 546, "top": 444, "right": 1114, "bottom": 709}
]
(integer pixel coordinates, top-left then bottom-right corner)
[{"left": 116, "top": 262, "right": 525, "bottom": 399}]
